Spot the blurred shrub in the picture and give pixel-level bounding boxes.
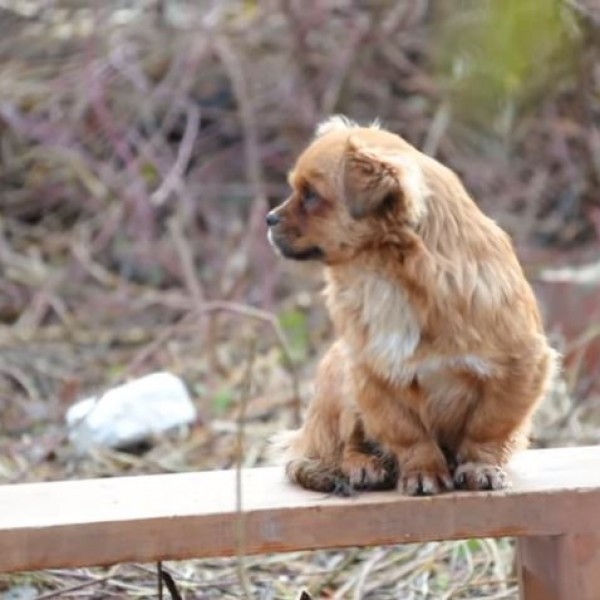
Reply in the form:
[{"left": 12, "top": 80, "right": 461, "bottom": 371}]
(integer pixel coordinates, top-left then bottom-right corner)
[
  {"left": 0, "top": 0, "right": 598, "bottom": 319},
  {"left": 434, "top": 0, "right": 582, "bottom": 134}
]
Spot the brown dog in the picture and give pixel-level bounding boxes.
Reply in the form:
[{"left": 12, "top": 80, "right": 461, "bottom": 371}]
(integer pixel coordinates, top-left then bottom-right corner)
[{"left": 267, "top": 116, "right": 557, "bottom": 496}]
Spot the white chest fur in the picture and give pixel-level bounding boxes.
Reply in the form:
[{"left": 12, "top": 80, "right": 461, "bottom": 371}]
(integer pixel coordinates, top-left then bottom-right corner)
[
  {"left": 361, "top": 276, "right": 421, "bottom": 377},
  {"left": 329, "top": 272, "right": 492, "bottom": 386},
  {"left": 329, "top": 273, "right": 420, "bottom": 380}
]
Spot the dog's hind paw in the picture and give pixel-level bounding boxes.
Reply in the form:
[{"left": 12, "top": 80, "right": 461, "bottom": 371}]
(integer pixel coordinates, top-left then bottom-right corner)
[{"left": 285, "top": 458, "right": 351, "bottom": 495}]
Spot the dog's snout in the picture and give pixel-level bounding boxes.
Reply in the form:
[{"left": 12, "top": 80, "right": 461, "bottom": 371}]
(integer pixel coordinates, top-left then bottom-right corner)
[{"left": 266, "top": 211, "right": 281, "bottom": 227}]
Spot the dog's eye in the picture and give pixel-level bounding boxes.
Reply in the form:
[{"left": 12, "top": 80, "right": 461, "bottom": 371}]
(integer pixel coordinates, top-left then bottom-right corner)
[{"left": 302, "top": 188, "right": 320, "bottom": 210}]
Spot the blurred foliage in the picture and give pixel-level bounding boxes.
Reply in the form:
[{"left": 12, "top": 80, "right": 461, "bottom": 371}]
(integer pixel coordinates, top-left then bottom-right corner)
[
  {"left": 435, "top": 0, "right": 582, "bottom": 133},
  {"left": 212, "top": 387, "right": 235, "bottom": 414},
  {"left": 279, "top": 308, "right": 310, "bottom": 362}
]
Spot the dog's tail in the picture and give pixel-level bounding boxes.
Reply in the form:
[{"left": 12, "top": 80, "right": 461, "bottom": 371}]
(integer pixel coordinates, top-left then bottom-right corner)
[
  {"left": 269, "top": 429, "right": 353, "bottom": 496},
  {"left": 268, "top": 428, "right": 302, "bottom": 463}
]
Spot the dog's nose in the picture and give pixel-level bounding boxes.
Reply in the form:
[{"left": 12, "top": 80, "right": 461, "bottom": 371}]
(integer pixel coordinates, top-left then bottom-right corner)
[{"left": 266, "top": 211, "right": 280, "bottom": 227}]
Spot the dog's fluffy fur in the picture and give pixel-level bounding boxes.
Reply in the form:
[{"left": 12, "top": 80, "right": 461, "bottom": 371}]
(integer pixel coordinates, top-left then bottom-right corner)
[{"left": 267, "top": 116, "right": 558, "bottom": 495}]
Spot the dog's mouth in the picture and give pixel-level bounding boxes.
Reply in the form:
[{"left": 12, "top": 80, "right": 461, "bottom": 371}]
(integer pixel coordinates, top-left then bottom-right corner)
[
  {"left": 267, "top": 230, "right": 324, "bottom": 262},
  {"left": 282, "top": 246, "right": 325, "bottom": 261}
]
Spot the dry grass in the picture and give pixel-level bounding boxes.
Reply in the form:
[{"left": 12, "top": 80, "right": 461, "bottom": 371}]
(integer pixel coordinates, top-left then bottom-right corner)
[
  {"left": 0, "top": 541, "right": 518, "bottom": 599},
  {"left": 1, "top": 1, "right": 599, "bottom": 598}
]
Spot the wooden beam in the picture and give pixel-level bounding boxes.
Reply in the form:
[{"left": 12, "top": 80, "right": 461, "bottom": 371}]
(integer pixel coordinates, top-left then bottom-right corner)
[
  {"left": 1, "top": 446, "right": 600, "bottom": 573},
  {"left": 518, "top": 534, "right": 600, "bottom": 600}
]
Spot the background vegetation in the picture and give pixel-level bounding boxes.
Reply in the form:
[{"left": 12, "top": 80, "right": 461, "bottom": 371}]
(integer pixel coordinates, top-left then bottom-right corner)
[{"left": 1, "top": 1, "right": 599, "bottom": 598}]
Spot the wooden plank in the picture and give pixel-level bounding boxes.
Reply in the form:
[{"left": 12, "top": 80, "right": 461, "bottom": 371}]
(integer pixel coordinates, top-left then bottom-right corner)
[
  {"left": 518, "top": 534, "right": 600, "bottom": 600},
  {"left": 1, "top": 446, "right": 600, "bottom": 573}
]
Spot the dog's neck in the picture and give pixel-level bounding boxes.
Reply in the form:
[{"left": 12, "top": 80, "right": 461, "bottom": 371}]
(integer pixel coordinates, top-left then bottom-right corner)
[
  {"left": 323, "top": 234, "right": 430, "bottom": 311},
  {"left": 323, "top": 248, "right": 428, "bottom": 325}
]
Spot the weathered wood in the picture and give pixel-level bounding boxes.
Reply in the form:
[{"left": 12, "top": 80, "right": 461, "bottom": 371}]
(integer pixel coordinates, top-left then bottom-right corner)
[
  {"left": 0, "top": 446, "right": 600, "bottom": 573},
  {"left": 518, "top": 534, "right": 600, "bottom": 600}
]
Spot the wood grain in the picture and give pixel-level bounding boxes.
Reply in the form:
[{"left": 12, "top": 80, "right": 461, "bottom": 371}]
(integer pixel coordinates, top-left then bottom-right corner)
[{"left": 1, "top": 446, "right": 600, "bottom": 573}]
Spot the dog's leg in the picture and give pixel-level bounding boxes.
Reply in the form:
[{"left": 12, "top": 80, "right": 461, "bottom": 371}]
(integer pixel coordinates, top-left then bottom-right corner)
[
  {"left": 273, "top": 418, "right": 352, "bottom": 495},
  {"left": 272, "top": 342, "right": 351, "bottom": 494},
  {"left": 339, "top": 418, "right": 398, "bottom": 490},
  {"left": 355, "top": 371, "right": 454, "bottom": 496},
  {"left": 274, "top": 342, "right": 398, "bottom": 494},
  {"left": 272, "top": 413, "right": 349, "bottom": 495},
  {"left": 454, "top": 350, "right": 555, "bottom": 491}
]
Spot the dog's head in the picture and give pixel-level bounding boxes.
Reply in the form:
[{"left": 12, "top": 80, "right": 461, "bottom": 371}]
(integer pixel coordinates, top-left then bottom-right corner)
[{"left": 266, "top": 116, "right": 428, "bottom": 265}]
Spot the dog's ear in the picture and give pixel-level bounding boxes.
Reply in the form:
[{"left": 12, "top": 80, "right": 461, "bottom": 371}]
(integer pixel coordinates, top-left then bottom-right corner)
[{"left": 342, "top": 137, "right": 426, "bottom": 222}]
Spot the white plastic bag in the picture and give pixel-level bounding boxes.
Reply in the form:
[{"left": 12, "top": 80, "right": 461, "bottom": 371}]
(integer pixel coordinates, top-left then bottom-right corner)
[{"left": 66, "top": 371, "right": 197, "bottom": 450}]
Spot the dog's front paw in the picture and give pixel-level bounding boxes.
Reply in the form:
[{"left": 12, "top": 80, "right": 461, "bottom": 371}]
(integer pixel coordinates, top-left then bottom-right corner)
[
  {"left": 341, "top": 451, "right": 397, "bottom": 490},
  {"left": 454, "top": 462, "right": 509, "bottom": 491},
  {"left": 397, "top": 469, "right": 454, "bottom": 496}
]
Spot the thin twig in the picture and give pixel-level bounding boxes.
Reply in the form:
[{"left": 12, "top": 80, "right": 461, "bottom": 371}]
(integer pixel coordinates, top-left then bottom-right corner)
[
  {"left": 151, "top": 102, "right": 200, "bottom": 206},
  {"left": 157, "top": 561, "right": 163, "bottom": 600},
  {"left": 213, "top": 33, "right": 278, "bottom": 307},
  {"left": 34, "top": 571, "right": 116, "bottom": 599},
  {"left": 159, "top": 565, "right": 184, "bottom": 600},
  {"left": 235, "top": 339, "right": 256, "bottom": 600},
  {"left": 213, "top": 35, "right": 267, "bottom": 223},
  {"left": 167, "top": 213, "right": 207, "bottom": 321}
]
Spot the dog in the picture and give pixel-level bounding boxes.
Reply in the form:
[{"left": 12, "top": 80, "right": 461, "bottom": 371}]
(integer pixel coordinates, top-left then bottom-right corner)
[{"left": 267, "top": 116, "right": 557, "bottom": 496}]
